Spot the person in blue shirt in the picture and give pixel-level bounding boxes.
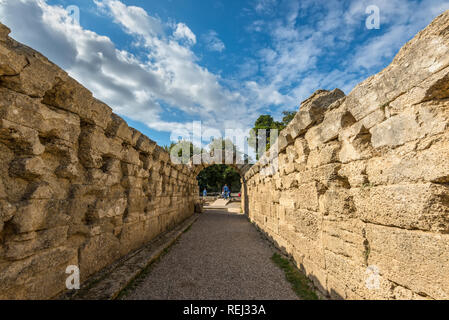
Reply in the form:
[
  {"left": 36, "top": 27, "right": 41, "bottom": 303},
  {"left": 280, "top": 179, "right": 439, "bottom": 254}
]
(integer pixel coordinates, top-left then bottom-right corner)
[
  {"left": 223, "top": 184, "right": 230, "bottom": 200},
  {"left": 203, "top": 188, "right": 207, "bottom": 197}
]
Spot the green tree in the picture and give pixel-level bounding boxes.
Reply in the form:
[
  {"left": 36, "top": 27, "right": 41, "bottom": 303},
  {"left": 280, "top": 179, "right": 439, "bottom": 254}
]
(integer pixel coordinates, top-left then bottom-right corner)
[
  {"left": 248, "top": 111, "right": 297, "bottom": 158},
  {"left": 197, "top": 164, "right": 241, "bottom": 194},
  {"left": 281, "top": 111, "right": 296, "bottom": 127},
  {"left": 208, "top": 137, "right": 237, "bottom": 153},
  {"left": 164, "top": 140, "right": 202, "bottom": 164},
  {"left": 197, "top": 138, "right": 242, "bottom": 194},
  {"left": 248, "top": 115, "right": 282, "bottom": 158}
]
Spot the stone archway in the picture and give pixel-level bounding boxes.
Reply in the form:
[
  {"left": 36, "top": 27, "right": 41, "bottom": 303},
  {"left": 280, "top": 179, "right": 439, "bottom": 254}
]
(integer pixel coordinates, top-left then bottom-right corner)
[{"left": 184, "top": 150, "right": 253, "bottom": 215}]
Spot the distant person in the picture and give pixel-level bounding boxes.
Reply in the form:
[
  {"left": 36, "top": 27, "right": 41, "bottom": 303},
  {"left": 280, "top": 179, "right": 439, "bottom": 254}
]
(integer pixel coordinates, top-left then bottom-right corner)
[
  {"left": 203, "top": 188, "right": 207, "bottom": 197},
  {"left": 223, "top": 184, "right": 230, "bottom": 200},
  {"left": 238, "top": 192, "right": 241, "bottom": 198}
]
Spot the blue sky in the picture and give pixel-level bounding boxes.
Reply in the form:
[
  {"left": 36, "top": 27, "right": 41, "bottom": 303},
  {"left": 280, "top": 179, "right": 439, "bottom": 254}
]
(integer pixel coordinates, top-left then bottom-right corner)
[{"left": 0, "top": 0, "right": 449, "bottom": 147}]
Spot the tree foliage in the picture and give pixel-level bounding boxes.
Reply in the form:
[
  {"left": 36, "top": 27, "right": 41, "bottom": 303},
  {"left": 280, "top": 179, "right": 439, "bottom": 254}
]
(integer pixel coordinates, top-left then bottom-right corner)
[
  {"left": 164, "top": 139, "right": 243, "bottom": 194},
  {"left": 163, "top": 140, "right": 202, "bottom": 164},
  {"left": 197, "top": 164, "right": 241, "bottom": 193},
  {"left": 248, "top": 110, "right": 297, "bottom": 158},
  {"left": 197, "top": 138, "right": 242, "bottom": 193}
]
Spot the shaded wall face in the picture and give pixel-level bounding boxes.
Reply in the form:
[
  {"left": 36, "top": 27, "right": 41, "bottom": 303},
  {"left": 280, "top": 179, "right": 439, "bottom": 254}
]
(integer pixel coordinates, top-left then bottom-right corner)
[
  {"left": 0, "top": 24, "right": 198, "bottom": 299},
  {"left": 245, "top": 11, "right": 449, "bottom": 300}
]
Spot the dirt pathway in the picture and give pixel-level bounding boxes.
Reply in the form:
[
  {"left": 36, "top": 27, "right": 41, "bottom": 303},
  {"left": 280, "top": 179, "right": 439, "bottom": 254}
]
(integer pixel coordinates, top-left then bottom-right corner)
[{"left": 122, "top": 211, "right": 299, "bottom": 300}]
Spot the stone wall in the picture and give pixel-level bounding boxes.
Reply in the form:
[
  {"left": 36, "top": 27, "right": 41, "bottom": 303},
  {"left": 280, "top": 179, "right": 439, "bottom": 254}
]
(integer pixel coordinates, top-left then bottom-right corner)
[
  {"left": 245, "top": 11, "right": 449, "bottom": 299},
  {"left": 0, "top": 23, "right": 199, "bottom": 299}
]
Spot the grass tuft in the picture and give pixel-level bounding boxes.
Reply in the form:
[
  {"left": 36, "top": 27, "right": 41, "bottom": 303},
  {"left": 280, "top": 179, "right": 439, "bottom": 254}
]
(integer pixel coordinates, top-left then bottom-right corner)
[{"left": 271, "top": 253, "right": 319, "bottom": 300}]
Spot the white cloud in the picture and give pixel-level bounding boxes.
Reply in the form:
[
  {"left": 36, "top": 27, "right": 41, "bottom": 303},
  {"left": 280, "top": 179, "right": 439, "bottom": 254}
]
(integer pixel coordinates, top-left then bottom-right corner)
[
  {"left": 94, "top": 0, "right": 163, "bottom": 37},
  {"left": 173, "top": 22, "right": 196, "bottom": 45},
  {"left": 1, "top": 0, "right": 448, "bottom": 146},
  {"left": 202, "top": 30, "right": 225, "bottom": 52},
  {"left": 0, "top": 0, "right": 288, "bottom": 144},
  {"left": 244, "top": 0, "right": 449, "bottom": 109},
  {"left": 254, "top": 0, "right": 277, "bottom": 14},
  {"left": 0, "top": 1, "right": 230, "bottom": 133}
]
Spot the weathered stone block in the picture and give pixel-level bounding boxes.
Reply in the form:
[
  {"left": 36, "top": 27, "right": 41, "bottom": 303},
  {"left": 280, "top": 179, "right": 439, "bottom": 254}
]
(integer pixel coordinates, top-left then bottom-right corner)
[
  {"left": 0, "top": 247, "right": 77, "bottom": 299},
  {"left": 307, "top": 141, "right": 340, "bottom": 168},
  {"left": 370, "top": 113, "right": 421, "bottom": 148},
  {"left": 4, "top": 226, "right": 68, "bottom": 260},
  {"left": 0, "top": 119, "right": 45, "bottom": 155},
  {"left": 11, "top": 200, "right": 48, "bottom": 233},
  {"left": 0, "top": 48, "right": 66, "bottom": 97},
  {"left": 291, "top": 89, "right": 346, "bottom": 138},
  {"left": 365, "top": 224, "right": 449, "bottom": 299},
  {"left": 9, "top": 157, "right": 45, "bottom": 180},
  {"left": 352, "top": 183, "right": 449, "bottom": 232},
  {"left": 79, "top": 233, "right": 120, "bottom": 280},
  {"left": 305, "top": 109, "right": 356, "bottom": 150},
  {"left": 366, "top": 133, "right": 449, "bottom": 184}
]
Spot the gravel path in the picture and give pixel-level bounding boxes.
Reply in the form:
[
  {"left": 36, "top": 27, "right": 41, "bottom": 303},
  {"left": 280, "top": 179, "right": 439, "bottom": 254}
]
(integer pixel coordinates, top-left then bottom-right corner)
[{"left": 123, "top": 211, "right": 299, "bottom": 300}]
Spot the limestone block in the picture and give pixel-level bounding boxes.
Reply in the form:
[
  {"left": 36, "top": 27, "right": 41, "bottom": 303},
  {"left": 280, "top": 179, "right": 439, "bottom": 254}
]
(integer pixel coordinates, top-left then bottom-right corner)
[
  {"left": 78, "top": 126, "right": 123, "bottom": 167},
  {"left": 324, "top": 249, "right": 393, "bottom": 300},
  {"left": 296, "top": 182, "right": 321, "bottom": 211},
  {"left": 352, "top": 183, "right": 449, "bottom": 232},
  {"left": 338, "top": 125, "right": 373, "bottom": 163},
  {"left": 89, "top": 197, "right": 127, "bottom": 220},
  {"left": 0, "top": 39, "right": 28, "bottom": 76},
  {"left": 119, "top": 221, "right": 147, "bottom": 256},
  {"left": 305, "top": 109, "right": 356, "bottom": 150},
  {"left": 307, "top": 141, "right": 340, "bottom": 168},
  {"left": 387, "top": 67, "right": 449, "bottom": 116},
  {"left": 0, "top": 200, "right": 15, "bottom": 232},
  {"left": 322, "top": 218, "right": 366, "bottom": 266},
  {"left": 299, "top": 256, "right": 328, "bottom": 294},
  {"left": 358, "top": 108, "right": 386, "bottom": 130},
  {"left": 278, "top": 131, "right": 293, "bottom": 152},
  {"left": 25, "top": 182, "right": 53, "bottom": 200},
  {"left": 9, "top": 156, "right": 46, "bottom": 180},
  {"left": 293, "top": 138, "right": 309, "bottom": 164},
  {"left": 0, "top": 247, "right": 77, "bottom": 299},
  {"left": 121, "top": 146, "right": 141, "bottom": 165},
  {"left": 345, "top": 10, "right": 449, "bottom": 122},
  {"left": 365, "top": 224, "right": 449, "bottom": 299},
  {"left": 338, "top": 161, "right": 368, "bottom": 188},
  {"left": 319, "top": 188, "right": 356, "bottom": 217},
  {"left": 127, "top": 195, "right": 147, "bottom": 214},
  {"left": 41, "top": 76, "right": 112, "bottom": 129},
  {"left": 0, "top": 119, "right": 45, "bottom": 155},
  {"left": 0, "top": 22, "right": 10, "bottom": 40},
  {"left": 4, "top": 226, "right": 68, "bottom": 260},
  {"left": 79, "top": 233, "right": 120, "bottom": 280},
  {"left": 296, "top": 163, "right": 341, "bottom": 187},
  {"left": 11, "top": 200, "right": 49, "bottom": 233},
  {"left": 291, "top": 89, "right": 346, "bottom": 138},
  {"left": 105, "top": 114, "right": 133, "bottom": 143},
  {"left": 370, "top": 113, "right": 422, "bottom": 148},
  {"left": 0, "top": 45, "right": 67, "bottom": 97},
  {"left": 0, "top": 179, "right": 6, "bottom": 199},
  {"left": 366, "top": 133, "right": 449, "bottom": 184},
  {"left": 289, "top": 209, "right": 320, "bottom": 241},
  {"left": 0, "top": 89, "right": 81, "bottom": 143}
]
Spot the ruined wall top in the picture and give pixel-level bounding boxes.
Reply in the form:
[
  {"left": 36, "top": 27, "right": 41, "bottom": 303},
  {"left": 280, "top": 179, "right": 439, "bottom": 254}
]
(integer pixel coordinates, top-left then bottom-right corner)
[
  {"left": 246, "top": 9, "right": 449, "bottom": 180},
  {"left": 0, "top": 22, "right": 197, "bottom": 176}
]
